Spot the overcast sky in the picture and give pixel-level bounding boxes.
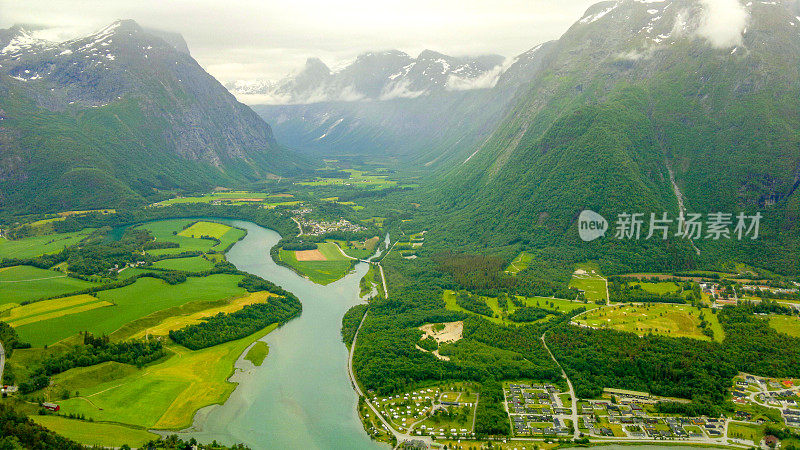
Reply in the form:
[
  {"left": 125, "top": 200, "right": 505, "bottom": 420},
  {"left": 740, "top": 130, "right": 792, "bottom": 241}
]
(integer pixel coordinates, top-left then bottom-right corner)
[{"left": 0, "top": 0, "right": 597, "bottom": 83}]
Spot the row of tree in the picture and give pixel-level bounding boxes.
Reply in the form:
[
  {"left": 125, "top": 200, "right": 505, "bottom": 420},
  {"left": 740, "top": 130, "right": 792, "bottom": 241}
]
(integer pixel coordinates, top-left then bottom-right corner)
[{"left": 169, "top": 297, "right": 301, "bottom": 350}]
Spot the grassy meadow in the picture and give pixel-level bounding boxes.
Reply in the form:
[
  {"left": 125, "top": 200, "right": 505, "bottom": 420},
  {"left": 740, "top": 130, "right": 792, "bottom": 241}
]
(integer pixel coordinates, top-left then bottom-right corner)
[
  {"left": 769, "top": 315, "right": 800, "bottom": 338},
  {"left": 136, "top": 219, "right": 245, "bottom": 256},
  {"left": 4, "top": 294, "right": 111, "bottom": 328},
  {"left": 443, "top": 290, "right": 585, "bottom": 326},
  {"left": 574, "top": 303, "right": 725, "bottom": 342},
  {"left": 151, "top": 255, "right": 216, "bottom": 272},
  {"left": 569, "top": 264, "right": 608, "bottom": 302},
  {"left": 298, "top": 169, "right": 397, "bottom": 188},
  {"left": 0, "top": 265, "right": 97, "bottom": 305},
  {"left": 504, "top": 251, "right": 533, "bottom": 275},
  {"left": 15, "top": 274, "right": 246, "bottom": 346},
  {"left": 54, "top": 324, "right": 279, "bottom": 430},
  {"left": 31, "top": 415, "right": 158, "bottom": 447},
  {"left": 0, "top": 229, "right": 96, "bottom": 259},
  {"left": 244, "top": 341, "right": 270, "bottom": 366},
  {"left": 278, "top": 242, "right": 354, "bottom": 285}
]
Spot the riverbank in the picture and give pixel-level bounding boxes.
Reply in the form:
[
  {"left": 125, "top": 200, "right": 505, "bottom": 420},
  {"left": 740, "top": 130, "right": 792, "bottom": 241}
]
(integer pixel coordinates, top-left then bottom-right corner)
[{"left": 168, "top": 220, "right": 382, "bottom": 449}]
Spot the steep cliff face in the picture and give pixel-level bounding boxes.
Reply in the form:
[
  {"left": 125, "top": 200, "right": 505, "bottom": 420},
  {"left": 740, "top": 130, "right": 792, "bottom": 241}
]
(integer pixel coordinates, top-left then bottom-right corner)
[
  {"left": 0, "top": 20, "right": 307, "bottom": 212},
  {"left": 429, "top": 0, "right": 800, "bottom": 274}
]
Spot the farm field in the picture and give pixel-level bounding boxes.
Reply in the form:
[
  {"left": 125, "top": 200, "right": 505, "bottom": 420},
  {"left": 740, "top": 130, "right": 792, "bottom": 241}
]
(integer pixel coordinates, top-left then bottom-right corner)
[
  {"left": 297, "top": 169, "right": 397, "bottom": 189},
  {"left": 769, "top": 315, "right": 800, "bottom": 338},
  {"left": 178, "top": 221, "right": 233, "bottom": 239},
  {"left": 279, "top": 242, "right": 354, "bottom": 285},
  {"left": 0, "top": 265, "right": 97, "bottom": 305},
  {"left": 54, "top": 324, "right": 279, "bottom": 431},
  {"left": 569, "top": 264, "right": 607, "bottom": 302},
  {"left": 574, "top": 303, "right": 725, "bottom": 342},
  {"left": 4, "top": 294, "right": 111, "bottom": 328},
  {"left": 0, "top": 228, "right": 95, "bottom": 259},
  {"left": 630, "top": 281, "right": 681, "bottom": 294},
  {"left": 128, "top": 290, "right": 278, "bottom": 338},
  {"left": 151, "top": 255, "right": 216, "bottom": 272},
  {"left": 31, "top": 415, "right": 158, "bottom": 448},
  {"left": 135, "top": 219, "right": 245, "bottom": 255},
  {"left": 505, "top": 251, "right": 533, "bottom": 275},
  {"left": 152, "top": 191, "right": 294, "bottom": 206},
  {"left": 14, "top": 274, "right": 246, "bottom": 346},
  {"left": 321, "top": 197, "right": 364, "bottom": 211}
]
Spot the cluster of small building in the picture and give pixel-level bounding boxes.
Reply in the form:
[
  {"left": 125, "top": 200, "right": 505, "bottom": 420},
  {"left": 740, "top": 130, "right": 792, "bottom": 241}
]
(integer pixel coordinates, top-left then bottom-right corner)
[
  {"left": 742, "top": 285, "right": 799, "bottom": 296},
  {"left": 108, "top": 261, "right": 146, "bottom": 274},
  {"left": 506, "top": 384, "right": 572, "bottom": 436},
  {"left": 734, "top": 375, "right": 800, "bottom": 429},
  {"left": 292, "top": 207, "right": 366, "bottom": 236}
]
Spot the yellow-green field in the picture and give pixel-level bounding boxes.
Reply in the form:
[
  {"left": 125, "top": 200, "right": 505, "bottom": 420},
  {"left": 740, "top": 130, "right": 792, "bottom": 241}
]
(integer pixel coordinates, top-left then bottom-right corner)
[
  {"left": 32, "top": 415, "right": 158, "bottom": 447},
  {"left": 443, "top": 290, "right": 585, "bottom": 326},
  {"left": 278, "top": 242, "right": 353, "bottom": 285},
  {"left": 151, "top": 255, "right": 216, "bottom": 272},
  {"left": 151, "top": 191, "right": 294, "bottom": 207},
  {"left": 54, "top": 324, "right": 279, "bottom": 431},
  {"left": 505, "top": 251, "right": 533, "bottom": 275},
  {"left": 569, "top": 264, "right": 607, "bottom": 302},
  {"left": 14, "top": 274, "right": 246, "bottom": 346},
  {"left": 574, "top": 303, "right": 725, "bottom": 342},
  {"left": 298, "top": 169, "right": 397, "bottom": 188},
  {"left": 136, "top": 219, "right": 245, "bottom": 256},
  {"left": 129, "top": 291, "right": 278, "bottom": 338},
  {"left": 5, "top": 294, "right": 112, "bottom": 328},
  {"left": 769, "top": 315, "right": 800, "bottom": 337},
  {"left": 178, "top": 221, "right": 233, "bottom": 239}
]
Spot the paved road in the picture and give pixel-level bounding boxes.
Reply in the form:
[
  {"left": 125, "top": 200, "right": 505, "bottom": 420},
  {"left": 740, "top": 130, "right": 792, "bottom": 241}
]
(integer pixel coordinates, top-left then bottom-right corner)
[
  {"left": 0, "top": 342, "right": 5, "bottom": 386},
  {"left": 346, "top": 309, "right": 432, "bottom": 448},
  {"left": 540, "top": 331, "right": 579, "bottom": 440}
]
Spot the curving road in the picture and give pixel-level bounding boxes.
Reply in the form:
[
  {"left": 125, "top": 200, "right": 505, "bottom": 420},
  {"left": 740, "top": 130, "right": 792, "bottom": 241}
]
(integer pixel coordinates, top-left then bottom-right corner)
[
  {"left": 346, "top": 308, "right": 433, "bottom": 448},
  {"left": 0, "top": 342, "right": 5, "bottom": 387},
  {"left": 540, "top": 331, "right": 579, "bottom": 440}
]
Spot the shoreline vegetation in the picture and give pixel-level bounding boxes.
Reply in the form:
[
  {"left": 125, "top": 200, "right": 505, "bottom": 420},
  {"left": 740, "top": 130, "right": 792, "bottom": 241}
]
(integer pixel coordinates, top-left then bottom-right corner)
[
  {"left": 0, "top": 212, "right": 306, "bottom": 447},
  {"left": 1, "top": 178, "right": 799, "bottom": 449}
]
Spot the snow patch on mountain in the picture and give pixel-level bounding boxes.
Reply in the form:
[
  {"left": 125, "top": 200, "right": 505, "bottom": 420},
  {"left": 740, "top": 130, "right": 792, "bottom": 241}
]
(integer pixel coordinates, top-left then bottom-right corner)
[
  {"left": 226, "top": 50, "right": 504, "bottom": 105},
  {"left": 580, "top": 3, "right": 619, "bottom": 23}
]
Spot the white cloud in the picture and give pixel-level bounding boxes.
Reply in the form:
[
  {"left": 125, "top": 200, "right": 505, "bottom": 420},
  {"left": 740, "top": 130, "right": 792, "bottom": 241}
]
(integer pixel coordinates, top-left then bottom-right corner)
[
  {"left": 696, "top": 0, "right": 749, "bottom": 48},
  {"left": 379, "top": 79, "right": 426, "bottom": 100},
  {"left": 445, "top": 64, "right": 504, "bottom": 91},
  {"left": 0, "top": 0, "right": 599, "bottom": 83}
]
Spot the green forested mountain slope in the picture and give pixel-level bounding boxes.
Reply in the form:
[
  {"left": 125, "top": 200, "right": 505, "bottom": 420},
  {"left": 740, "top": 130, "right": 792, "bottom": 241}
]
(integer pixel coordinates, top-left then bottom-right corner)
[
  {"left": 430, "top": 0, "right": 800, "bottom": 274},
  {"left": 0, "top": 20, "right": 308, "bottom": 213}
]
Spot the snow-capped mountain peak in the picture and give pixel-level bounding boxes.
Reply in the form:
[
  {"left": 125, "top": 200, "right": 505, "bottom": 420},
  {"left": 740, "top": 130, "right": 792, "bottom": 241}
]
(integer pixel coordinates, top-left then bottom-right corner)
[{"left": 226, "top": 49, "right": 505, "bottom": 105}]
